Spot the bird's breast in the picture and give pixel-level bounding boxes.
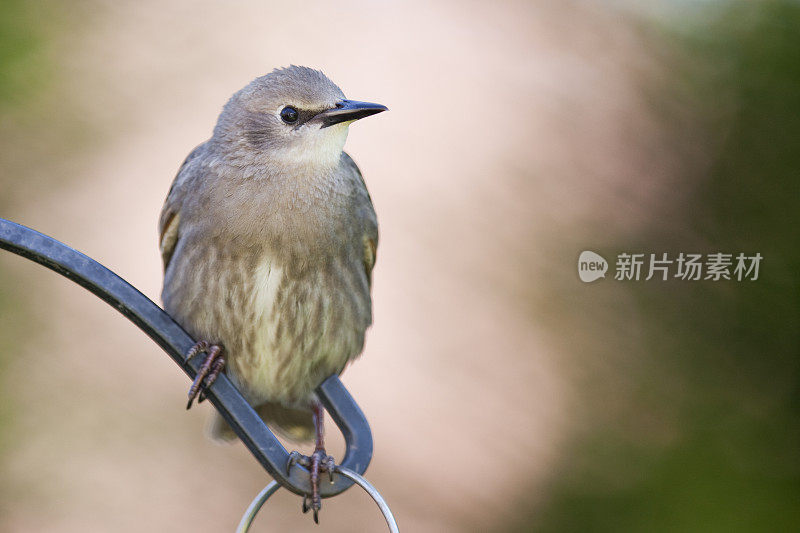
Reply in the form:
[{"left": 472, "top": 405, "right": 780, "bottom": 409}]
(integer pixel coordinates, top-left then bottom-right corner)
[{"left": 225, "top": 252, "right": 370, "bottom": 407}]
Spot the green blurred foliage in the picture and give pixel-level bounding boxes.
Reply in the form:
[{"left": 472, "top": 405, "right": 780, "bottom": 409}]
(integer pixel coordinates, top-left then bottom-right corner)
[
  {"left": 0, "top": 0, "right": 56, "bottom": 213},
  {"left": 0, "top": 0, "right": 58, "bottom": 469},
  {"left": 0, "top": 0, "right": 89, "bottom": 214},
  {"left": 0, "top": 2, "right": 88, "bottom": 522},
  {"left": 511, "top": 2, "right": 800, "bottom": 531},
  {"left": 0, "top": 0, "right": 52, "bottom": 112}
]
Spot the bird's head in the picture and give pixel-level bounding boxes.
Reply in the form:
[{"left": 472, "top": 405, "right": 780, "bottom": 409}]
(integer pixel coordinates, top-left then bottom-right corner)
[{"left": 213, "top": 66, "right": 386, "bottom": 170}]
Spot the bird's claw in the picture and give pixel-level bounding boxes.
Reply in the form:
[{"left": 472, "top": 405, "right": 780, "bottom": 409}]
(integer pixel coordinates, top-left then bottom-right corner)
[
  {"left": 286, "top": 450, "right": 305, "bottom": 475},
  {"left": 286, "top": 448, "right": 337, "bottom": 523},
  {"left": 301, "top": 494, "right": 320, "bottom": 523},
  {"left": 300, "top": 494, "right": 321, "bottom": 523},
  {"left": 325, "top": 455, "right": 335, "bottom": 484},
  {"left": 185, "top": 340, "right": 209, "bottom": 361},
  {"left": 185, "top": 341, "right": 225, "bottom": 409}
]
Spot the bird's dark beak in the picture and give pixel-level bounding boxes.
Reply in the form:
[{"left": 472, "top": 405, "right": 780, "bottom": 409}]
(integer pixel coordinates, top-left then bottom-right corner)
[{"left": 319, "top": 99, "right": 388, "bottom": 128}]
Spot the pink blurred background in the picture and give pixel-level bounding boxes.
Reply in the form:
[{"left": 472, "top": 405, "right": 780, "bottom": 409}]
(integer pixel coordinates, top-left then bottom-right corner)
[{"left": 0, "top": 1, "right": 697, "bottom": 531}]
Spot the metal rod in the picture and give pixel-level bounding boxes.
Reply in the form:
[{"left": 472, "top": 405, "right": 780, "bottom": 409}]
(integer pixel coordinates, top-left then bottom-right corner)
[
  {"left": 336, "top": 467, "right": 400, "bottom": 533},
  {"left": 0, "top": 218, "right": 372, "bottom": 497},
  {"left": 235, "top": 481, "right": 281, "bottom": 533},
  {"left": 236, "top": 468, "right": 399, "bottom": 532}
]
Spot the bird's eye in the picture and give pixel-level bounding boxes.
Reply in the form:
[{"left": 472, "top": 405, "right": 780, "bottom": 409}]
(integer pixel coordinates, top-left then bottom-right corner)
[{"left": 280, "top": 106, "right": 299, "bottom": 124}]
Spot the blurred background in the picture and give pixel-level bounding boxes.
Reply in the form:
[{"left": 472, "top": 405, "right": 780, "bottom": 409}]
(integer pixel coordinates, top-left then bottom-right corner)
[{"left": 1, "top": 0, "right": 798, "bottom": 531}]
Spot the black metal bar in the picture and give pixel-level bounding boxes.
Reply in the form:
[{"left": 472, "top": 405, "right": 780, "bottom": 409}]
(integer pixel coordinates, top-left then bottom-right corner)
[{"left": 0, "top": 218, "right": 372, "bottom": 497}]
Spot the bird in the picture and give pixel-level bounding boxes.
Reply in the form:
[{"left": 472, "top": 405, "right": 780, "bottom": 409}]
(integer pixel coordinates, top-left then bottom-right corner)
[{"left": 158, "top": 66, "right": 385, "bottom": 520}]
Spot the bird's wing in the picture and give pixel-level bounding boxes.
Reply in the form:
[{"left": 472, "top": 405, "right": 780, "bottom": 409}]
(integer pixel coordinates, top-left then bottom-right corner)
[
  {"left": 158, "top": 143, "right": 206, "bottom": 271},
  {"left": 342, "top": 152, "right": 379, "bottom": 286}
]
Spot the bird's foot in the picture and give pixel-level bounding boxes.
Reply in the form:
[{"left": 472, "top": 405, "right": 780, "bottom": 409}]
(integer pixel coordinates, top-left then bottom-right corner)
[
  {"left": 185, "top": 341, "right": 225, "bottom": 409},
  {"left": 287, "top": 449, "right": 336, "bottom": 523}
]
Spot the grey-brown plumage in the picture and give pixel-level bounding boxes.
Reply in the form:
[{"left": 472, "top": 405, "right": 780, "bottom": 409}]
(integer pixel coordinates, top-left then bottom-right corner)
[{"left": 158, "top": 66, "right": 383, "bottom": 444}]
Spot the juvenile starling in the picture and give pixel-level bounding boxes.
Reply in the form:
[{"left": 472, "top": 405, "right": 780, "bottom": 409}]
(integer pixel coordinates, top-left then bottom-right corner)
[{"left": 158, "top": 66, "right": 385, "bottom": 519}]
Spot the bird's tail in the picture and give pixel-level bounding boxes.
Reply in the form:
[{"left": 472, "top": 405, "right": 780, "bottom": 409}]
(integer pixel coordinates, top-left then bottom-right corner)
[{"left": 207, "top": 401, "right": 315, "bottom": 443}]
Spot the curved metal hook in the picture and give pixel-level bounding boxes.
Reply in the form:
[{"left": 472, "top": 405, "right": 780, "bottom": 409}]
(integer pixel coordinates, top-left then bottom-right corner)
[
  {"left": 237, "top": 468, "right": 399, "bottom": 532},
  {"left": 337, "top": 467, "right": 400, "bottom": 533},
  {"left": 0, "top": 218, "right": 372, "bottom": 497},
  {"left": 236, "top": 481, "right": 282, "bottom": 533}
]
